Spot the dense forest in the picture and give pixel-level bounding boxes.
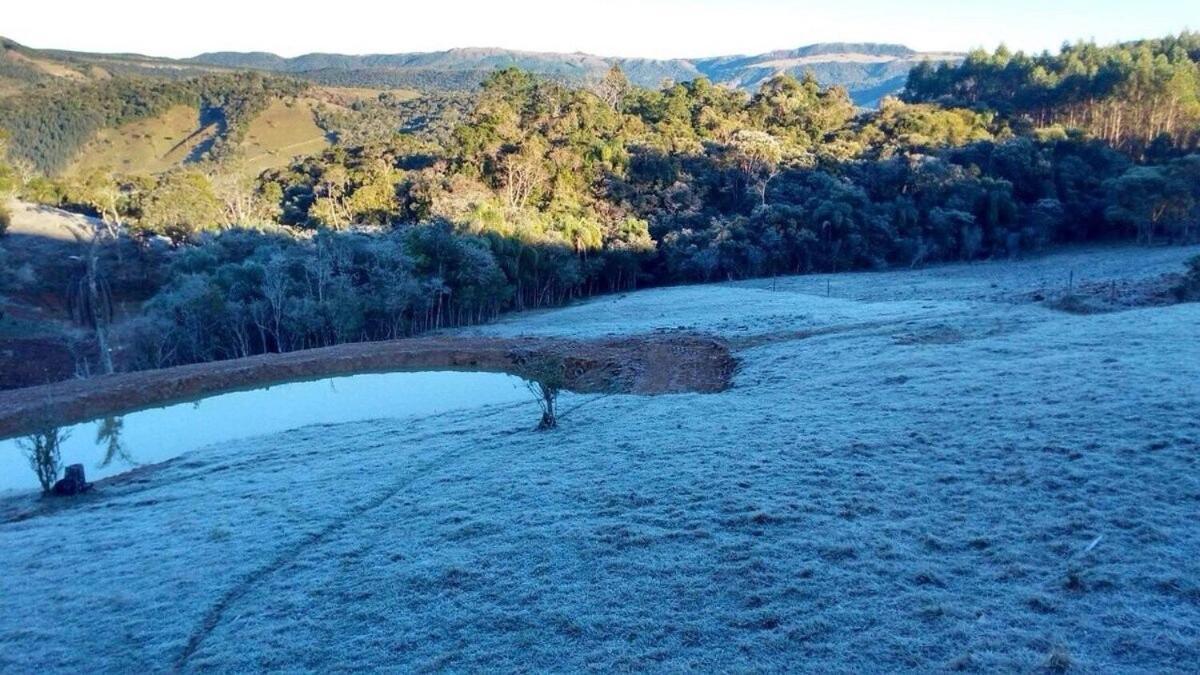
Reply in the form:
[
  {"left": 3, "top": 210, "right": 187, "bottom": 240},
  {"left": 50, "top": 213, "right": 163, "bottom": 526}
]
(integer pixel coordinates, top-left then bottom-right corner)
[
  {"left": 1, "top": 34, "right": 1199, "bottom": 373},
  {"left": 906, "top": 33, "right": 1200, "bottom": 156}
]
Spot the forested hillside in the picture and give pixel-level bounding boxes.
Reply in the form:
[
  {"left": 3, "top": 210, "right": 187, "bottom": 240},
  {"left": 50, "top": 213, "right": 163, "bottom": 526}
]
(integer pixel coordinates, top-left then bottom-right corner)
[
  {"left": 1, "top": 34, "right": 1198, "bottom": 376},
  {"left": 0, "top": 35, "right": 960, "bottom": 174},
  {"left": 906, "top": 33, "right": 1200, "bottom": 156},
  {"left": 0, "top": 73, "right": 307, "bottom": 173}
]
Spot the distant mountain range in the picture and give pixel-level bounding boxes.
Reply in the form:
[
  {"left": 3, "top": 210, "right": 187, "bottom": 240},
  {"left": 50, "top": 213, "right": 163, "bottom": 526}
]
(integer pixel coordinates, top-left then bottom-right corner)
[
  {"left": 189, "top": 42, "right": 962, "bottom": 106},
  {"left": 1, "top": 36, "right": 960, "bottom": 107}
]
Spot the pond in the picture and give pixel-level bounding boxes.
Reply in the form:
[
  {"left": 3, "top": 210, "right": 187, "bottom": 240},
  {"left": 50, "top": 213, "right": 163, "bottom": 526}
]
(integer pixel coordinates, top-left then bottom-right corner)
[{"left": 0, "top": 371, "right": 532, "bottom": 494}]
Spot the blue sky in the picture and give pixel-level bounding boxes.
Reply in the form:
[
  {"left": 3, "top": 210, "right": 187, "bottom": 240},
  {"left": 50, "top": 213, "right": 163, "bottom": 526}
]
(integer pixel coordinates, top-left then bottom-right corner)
[{"left": 6, "top": 0, "right": 1196, "bottom": 58}]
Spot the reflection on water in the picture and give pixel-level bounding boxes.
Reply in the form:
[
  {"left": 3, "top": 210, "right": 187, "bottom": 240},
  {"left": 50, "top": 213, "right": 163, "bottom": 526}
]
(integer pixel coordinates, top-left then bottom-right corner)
[
  {"left": 17, "top": 427, "right": 70, "bottom": 494},
  {"left": 1, "top": 371, "right": 529, "bottom": 493},
  {"left": 97, "top": 416, "right": 132, "bottom": 469}
]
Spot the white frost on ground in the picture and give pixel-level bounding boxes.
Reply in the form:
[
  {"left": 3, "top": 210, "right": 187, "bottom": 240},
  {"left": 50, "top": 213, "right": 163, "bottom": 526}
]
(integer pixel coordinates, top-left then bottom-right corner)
[{"left": 1, "top": 245, "right": 1199, "bottom": 672}]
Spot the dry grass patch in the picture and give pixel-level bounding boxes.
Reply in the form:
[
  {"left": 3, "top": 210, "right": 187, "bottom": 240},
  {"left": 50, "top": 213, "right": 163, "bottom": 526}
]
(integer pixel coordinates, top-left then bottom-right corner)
[
  {"left": 68, "top": 104, "right": 216, "bottom": 175},
  {"left": 238, "top": 98, "right": 331, "bottom": 176}
]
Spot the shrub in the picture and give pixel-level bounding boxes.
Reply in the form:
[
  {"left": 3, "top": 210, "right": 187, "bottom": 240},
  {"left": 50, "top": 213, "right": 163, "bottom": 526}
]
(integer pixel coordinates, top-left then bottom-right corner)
[
  {"left": 1044, "top": 645, "right": 1072, "bottom": 673},
  {"left": 529, "top": 379, "right": 560, "bottom": 431},
  {"left": 1173, "top": 256, "right": 1200, "bottom": 302},
  {"left": 518, "top": 355, "right": 565, "bottom": 431}
]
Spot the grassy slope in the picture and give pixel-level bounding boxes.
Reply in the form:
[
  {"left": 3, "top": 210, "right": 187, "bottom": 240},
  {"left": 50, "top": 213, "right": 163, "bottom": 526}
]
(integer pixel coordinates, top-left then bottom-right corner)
[
  {"left": 315, "top": 85, "right": 420, "bottom": 104},
  {"left": 68, "top": 104, "right": 217, "bottom": 176},
  {"left": 0, "top": 245, "right": 1198, "bottom": 671},
  {"left": 64, "top": 97, "right": 332, "bottom": 177},
  {"left": 237, "top": 97, "right": 331, "bottom": 175}
]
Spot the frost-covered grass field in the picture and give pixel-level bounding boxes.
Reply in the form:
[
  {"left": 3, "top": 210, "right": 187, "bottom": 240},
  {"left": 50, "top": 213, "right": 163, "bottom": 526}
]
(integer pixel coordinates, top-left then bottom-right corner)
[{"left": 2, "top": 245, "right": 1199, "bottom": 672}]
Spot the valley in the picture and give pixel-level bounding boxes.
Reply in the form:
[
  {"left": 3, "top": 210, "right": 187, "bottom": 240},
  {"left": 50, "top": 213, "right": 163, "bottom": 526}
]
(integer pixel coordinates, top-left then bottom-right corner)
[{"left": 0, "top": 13, "right": 1198, "bottom": 671}]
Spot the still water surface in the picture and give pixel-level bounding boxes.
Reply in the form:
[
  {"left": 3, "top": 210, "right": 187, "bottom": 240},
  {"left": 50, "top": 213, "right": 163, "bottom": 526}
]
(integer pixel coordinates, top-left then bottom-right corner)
[{"left": 0, "top": 371, "right": 530, "bottom": 493}]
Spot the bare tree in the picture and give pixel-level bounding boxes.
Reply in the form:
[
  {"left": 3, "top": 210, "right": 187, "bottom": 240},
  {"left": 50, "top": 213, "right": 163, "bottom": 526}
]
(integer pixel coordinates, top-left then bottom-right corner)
[
  {"left": 210, "top": 162, "right": 281, "bottom": 228},
  {"left": 77, "top": 170, "right": 127, "bottom": 240},
  {"left": 594, "top": 64, "right": 631, "bottom": 111},
  {"left": 529, "top": 379, "right": 561, "bottom": 430},
  {"left": 63, "top": 171, "right": 133, "bottom": 374},
  {"left": 727, "top": 130, "right": 784, "bottom": 207},
  {"left": 502, "top": 138, "right": 549, "bottom": 211},
  {"left": 67, "top": 227, "right": 116, "bottom": 375}
]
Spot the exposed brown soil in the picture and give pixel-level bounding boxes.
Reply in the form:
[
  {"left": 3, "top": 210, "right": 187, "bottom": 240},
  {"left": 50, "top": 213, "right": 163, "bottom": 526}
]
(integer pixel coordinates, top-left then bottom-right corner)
[{"left": 0, "top": 333, "right": 736, "bottom": 439}]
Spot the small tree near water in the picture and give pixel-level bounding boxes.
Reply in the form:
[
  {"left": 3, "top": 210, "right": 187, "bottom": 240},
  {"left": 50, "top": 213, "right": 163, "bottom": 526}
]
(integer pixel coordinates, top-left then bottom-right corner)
[
  {"left": 530, "top": 379, "right": 560, "bottom": 430},
  {"left": 67, "top": 228, "right": 116, "bottom": 375},
  {"left": 522, "top": 356, "right": 566, "bottom": 431}
]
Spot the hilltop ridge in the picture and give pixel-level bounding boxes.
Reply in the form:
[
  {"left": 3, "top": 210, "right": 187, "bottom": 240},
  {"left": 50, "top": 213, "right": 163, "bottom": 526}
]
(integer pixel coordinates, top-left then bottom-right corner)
[
  {"left": 189, "top": 41, "right": 961, "bottom": 105},
  {"left": 2, "top": 35, "right": 960, "bottom": 106}
]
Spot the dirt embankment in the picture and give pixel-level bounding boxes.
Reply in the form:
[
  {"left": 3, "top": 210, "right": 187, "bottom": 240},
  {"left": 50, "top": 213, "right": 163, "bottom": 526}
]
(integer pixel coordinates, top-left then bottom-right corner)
[
  {"left": 0, "top": 338, "right": 76, "bottom": 390},
  {"left": 0, "top": 333, "right": 736, "bottom": 439}
]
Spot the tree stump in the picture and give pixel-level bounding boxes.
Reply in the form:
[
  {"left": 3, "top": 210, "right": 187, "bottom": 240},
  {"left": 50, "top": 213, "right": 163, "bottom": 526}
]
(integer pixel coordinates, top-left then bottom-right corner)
[{"left": 52, "top": 464, "right": 94, "bottom": 497}]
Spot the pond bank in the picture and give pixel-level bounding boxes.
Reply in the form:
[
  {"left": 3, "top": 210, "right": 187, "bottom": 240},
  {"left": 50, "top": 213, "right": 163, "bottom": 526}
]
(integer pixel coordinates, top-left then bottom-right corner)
[{"left": 0, "top": 333, "right": 736, "bottom": 439}]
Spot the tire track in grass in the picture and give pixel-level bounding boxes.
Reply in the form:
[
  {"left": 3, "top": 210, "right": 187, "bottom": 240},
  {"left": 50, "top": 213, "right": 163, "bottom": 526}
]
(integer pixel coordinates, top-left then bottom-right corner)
[
  {"left": 0, "top": 402, "right": 522, "bottom": 525},
  {"left": 173, "top": 401, "right": 529, "bottom": 671},
  {"left": 727, "top": 310, "right": 978, "bottom": 349},
  {"left": 243, "top": 135, "right": 328, "bottom": 164}
]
